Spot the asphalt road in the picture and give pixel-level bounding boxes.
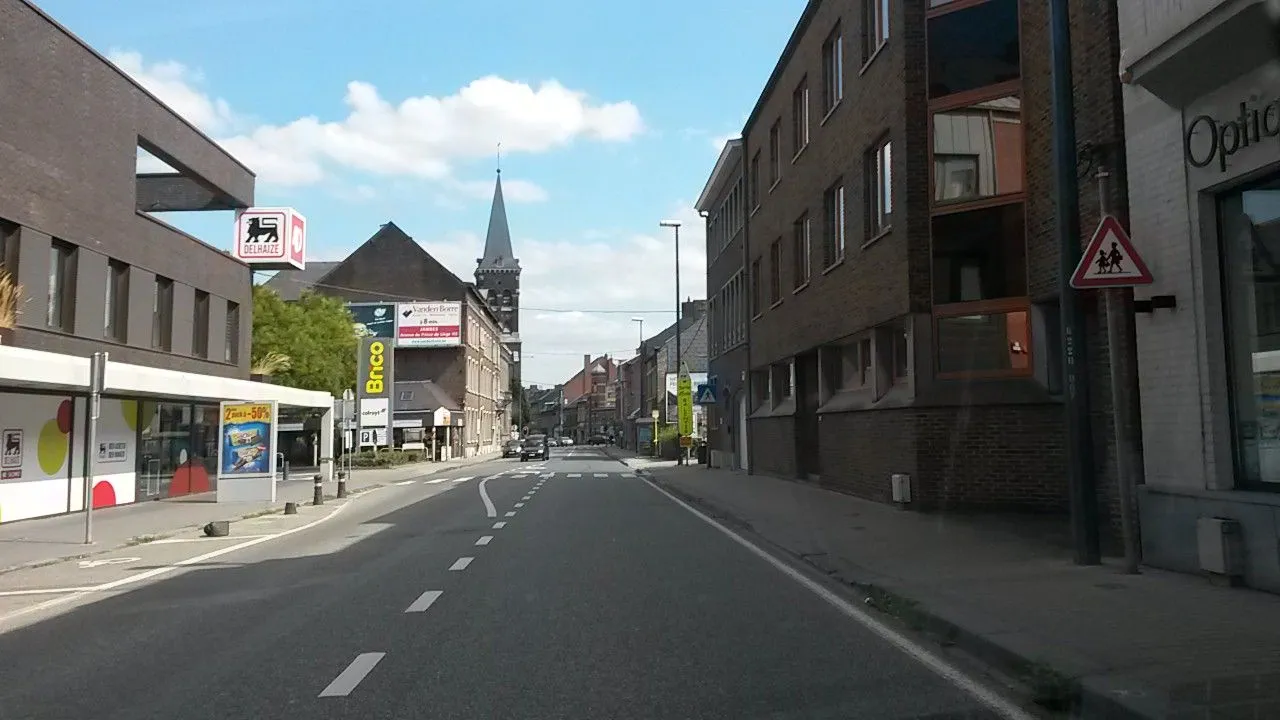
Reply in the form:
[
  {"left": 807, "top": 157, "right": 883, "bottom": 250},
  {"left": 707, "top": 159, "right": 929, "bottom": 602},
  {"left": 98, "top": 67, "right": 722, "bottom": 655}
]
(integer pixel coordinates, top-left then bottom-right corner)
[{"left": 0, "top": 447, "right": 1023, "bottom": 720}]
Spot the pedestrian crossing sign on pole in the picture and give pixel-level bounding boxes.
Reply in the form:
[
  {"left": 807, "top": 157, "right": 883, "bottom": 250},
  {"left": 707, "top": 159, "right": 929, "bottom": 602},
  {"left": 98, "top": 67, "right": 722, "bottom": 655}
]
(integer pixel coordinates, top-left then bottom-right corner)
[
  {"left": 1070, "top": 214, "right": 1153, "bottom": 289},
  {"left": 694, "top": 383, "right": 716, "bottom": 405}
]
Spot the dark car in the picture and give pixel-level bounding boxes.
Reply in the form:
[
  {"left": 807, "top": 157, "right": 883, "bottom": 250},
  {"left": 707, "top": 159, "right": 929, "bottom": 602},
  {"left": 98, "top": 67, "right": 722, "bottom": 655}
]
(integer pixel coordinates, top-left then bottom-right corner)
[
  {"left": 520, "top": 434, "right": 549, "bottom": 461},
  {"left": 502, "top": 439, "right": 522, "bottom": 458}
]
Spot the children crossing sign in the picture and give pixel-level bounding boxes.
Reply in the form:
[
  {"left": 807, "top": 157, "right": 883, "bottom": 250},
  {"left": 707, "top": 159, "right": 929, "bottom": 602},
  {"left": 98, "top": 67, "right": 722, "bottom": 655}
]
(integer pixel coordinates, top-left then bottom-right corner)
[{"left": 1070, "top": 215, "right": 1153, "bottom": 289}]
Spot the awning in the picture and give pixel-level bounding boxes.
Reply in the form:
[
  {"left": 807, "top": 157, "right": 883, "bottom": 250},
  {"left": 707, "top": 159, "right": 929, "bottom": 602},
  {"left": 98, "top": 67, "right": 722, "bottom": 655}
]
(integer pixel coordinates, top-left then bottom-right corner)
[{"left": 0, "top": 345, "right": 333, "bottom": 409}]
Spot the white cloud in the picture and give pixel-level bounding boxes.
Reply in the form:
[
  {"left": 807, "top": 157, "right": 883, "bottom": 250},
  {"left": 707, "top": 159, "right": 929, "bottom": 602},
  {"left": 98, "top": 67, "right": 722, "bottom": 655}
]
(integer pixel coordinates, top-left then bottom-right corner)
[
  {"left": 108, "top": 51, "right": 643, "bottom": 193},
  {"left": 420, "top": 203, "right": 707, "bottom": 387}
]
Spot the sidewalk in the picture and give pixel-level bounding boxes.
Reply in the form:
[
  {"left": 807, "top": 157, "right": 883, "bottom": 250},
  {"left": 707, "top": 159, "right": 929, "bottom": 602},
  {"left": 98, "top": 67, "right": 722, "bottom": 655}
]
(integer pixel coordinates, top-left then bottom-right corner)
[
  {"left": 607, "top": 449, "right": 1280, "bottom": 719},
  {"left": 0, "top": 452, "right": 500, "bottom": 574}
]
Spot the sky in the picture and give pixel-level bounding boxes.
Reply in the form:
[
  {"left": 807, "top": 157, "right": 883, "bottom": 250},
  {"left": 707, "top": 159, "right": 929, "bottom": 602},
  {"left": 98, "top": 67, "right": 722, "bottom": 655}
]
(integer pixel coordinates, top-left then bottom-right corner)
[{"left": 38, "top": 0, "right": 806, "bottom": 388}]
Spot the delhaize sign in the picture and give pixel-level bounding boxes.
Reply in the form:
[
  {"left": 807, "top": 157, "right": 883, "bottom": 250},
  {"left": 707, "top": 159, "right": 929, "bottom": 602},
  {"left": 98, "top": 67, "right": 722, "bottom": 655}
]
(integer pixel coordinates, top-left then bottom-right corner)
[
  {"left": 233, "top": 207, "right": 306, "bottom": 271},
  {"left": 396, "top": 301, "right": 462, "bottom": 348}
]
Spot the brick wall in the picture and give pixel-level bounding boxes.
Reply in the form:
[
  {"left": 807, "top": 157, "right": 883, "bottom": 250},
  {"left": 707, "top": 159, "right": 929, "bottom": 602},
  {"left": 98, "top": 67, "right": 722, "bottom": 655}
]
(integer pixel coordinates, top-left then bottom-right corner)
[
  {"left": 749, "top": 416, "right": 797, "bottom": 479},
  {"left": 817, "top": 408, "right": 918, "bottom": 502}
]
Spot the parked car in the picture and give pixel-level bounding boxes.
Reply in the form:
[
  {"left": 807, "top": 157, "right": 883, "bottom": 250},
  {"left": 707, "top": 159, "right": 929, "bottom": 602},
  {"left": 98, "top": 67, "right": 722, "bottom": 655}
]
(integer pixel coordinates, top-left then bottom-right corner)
[
  {"left": 502, "top": 439, "right": 522, "bottom": 458},
  {"left": 520, "top": 434, "right": 549, "bottom": 461},
  {"left": 547, "top": 437, "right": 561, "bottom": 447},
  {"left": 559, "top": 437, "right": 574, "bottom": 446}
]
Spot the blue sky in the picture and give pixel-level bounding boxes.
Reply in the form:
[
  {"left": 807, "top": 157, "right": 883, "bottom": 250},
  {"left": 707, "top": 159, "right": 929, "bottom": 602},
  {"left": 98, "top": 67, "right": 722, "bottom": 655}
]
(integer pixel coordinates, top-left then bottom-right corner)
[{"left": 39, "top": 0, "right": 805, "bottom": 385}]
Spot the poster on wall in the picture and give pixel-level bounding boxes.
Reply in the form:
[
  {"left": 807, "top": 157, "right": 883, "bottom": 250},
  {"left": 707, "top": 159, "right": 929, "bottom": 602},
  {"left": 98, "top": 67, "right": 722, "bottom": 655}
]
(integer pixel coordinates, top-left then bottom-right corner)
[
  {"left": 217, "top": 401, "right": 277, "bottom": 478},
  {"left": 97, "top": 440, "right": 127, "bottom": 463},
  {"left": 395, "top": 301, "right": 462, "bottom": 348},
  {"left": 2, "top": 429, "right": 22, "bottom": 479},
  {"left": 349, "top": 303, "right": 396, "bottom": 338}
]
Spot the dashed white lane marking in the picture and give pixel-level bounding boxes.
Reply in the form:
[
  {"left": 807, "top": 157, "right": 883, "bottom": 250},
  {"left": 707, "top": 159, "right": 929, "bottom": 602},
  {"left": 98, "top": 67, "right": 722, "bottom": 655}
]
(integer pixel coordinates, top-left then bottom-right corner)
[
  {"left": 514, "top": 502, "right": 525, "bottom": 508},
  {"left": 394, "top": 480, "right": 417, "bottom": 486},
  {"left": 319, "top": 652, "right": 385, "bottom": 697},
  {"left": 404, "top": 590, "right": 443, "bottom": 613},
  {"left": 478, "top": 476, "right": 497, "bottom": 518},
  {"left": 640, "top": 478, "right": 1037, "bottom": 720},
  {"left": 539, "top": 472, "right": 555, "bottom": 479},
  {"left": 594, "top": 473, "right": 608, "bottom": 478},
  {"left": 492, "top": 521, "right": 507, "bottom": 529},
  {"left": 452, "top": 476, "right": 474, "bottom": 483},
  {"left": 475, "top": 536, "right": 493, "bottom": 546},
  {"left": 621, "top": 473, "right": 636, "bottom": 478},
  {"left": 449, "top": 557, "right": 474, "bottom": 571},
  {"left": 521, "top": 495, "right": 532, "bottom": 501},
  {"left": 427, "top": 478, "right": 449, "bottom": 484},
  {"left": 568, "top": 473, "right": 582, "bottom": 478},
  {"left": 504, "top": 511, "right": 517, "bottom": 517}
]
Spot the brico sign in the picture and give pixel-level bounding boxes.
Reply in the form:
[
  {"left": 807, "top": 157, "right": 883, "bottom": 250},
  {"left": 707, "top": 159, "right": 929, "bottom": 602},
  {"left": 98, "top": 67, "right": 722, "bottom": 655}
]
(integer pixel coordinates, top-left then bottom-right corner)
[{"left": 357, "top": 337, "right": 393, "bottom": 400}]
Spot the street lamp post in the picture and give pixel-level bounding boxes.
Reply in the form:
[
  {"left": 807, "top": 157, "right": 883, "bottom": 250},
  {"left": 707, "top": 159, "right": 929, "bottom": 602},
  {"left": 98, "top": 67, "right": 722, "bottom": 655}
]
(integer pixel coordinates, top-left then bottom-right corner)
[
  {"left": 631, "top": 317, "right": 644, "bottom": 347},
  {"left": 660, "top": 220, "right": 684, "bottom": 465}
]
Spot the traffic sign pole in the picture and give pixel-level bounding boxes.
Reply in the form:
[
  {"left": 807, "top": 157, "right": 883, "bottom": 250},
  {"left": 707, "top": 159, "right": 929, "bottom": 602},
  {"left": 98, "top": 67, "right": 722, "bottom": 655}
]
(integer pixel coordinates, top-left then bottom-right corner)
[{"left": 1095, "top": 165, "right": 1143, "bottom": 575}]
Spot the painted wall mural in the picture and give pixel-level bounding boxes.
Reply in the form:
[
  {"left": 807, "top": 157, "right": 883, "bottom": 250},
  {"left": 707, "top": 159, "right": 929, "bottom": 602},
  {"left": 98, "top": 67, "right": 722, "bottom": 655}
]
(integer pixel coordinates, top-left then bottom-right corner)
[
  {"left": 0, "top": 393, "right": 74, "bottom": 524},
  {"left": 93, "top": 398, "right": 137, "bottom": 509}
]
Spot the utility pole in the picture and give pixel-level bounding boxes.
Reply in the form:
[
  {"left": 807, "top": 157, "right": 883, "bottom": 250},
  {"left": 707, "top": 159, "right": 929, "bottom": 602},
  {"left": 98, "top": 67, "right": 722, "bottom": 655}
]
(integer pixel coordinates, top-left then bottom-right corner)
[
  {"left": 1050, "top": 0, "right": 1101, "bottom": 565},
  {"left": 661, "top": 221, "right": 684, "bottom": 465}
]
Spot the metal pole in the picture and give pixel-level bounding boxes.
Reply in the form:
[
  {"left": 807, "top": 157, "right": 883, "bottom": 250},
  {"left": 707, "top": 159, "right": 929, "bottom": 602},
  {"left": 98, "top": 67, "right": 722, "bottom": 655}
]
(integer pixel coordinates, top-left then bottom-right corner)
[
  {"left": 666, "top": 222, "right": 685, "bottom": 465},
  {"left": 1096, "top": 165, "right": 1141, "bottom": 574},
  {"left": 84, "top": 351, "right": 107, "bottom": 544},
  {"left": 1050, "top": 0, "right": 1101, "bottom": 565}
]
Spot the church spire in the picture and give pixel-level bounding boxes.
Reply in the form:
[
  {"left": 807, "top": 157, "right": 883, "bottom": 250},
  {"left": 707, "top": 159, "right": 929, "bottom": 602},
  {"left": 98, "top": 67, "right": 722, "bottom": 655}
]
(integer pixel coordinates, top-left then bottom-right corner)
[{"left": 477, "top": 169, "right": 518, "bottom": 272}]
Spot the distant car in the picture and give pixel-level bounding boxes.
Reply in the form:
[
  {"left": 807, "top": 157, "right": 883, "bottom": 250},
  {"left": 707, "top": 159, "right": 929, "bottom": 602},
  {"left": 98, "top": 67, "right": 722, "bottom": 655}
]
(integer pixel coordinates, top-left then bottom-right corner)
[
  {"left": 502, "top": 439, "right": 522, "bottom": 458},
  {"left": 520, "top": 434, "right": 549, "bottom": 461},
  {"left": 559, "top": 437, "right": 574, "bottom": 446},
  {"left": 547, "top": 437, "right": 561, "bottom": 447}
]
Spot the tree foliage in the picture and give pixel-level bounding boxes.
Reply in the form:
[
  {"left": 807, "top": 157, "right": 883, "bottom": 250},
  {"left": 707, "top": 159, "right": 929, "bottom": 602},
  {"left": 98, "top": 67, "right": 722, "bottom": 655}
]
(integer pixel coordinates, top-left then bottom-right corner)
[
  {"left": 251, "top": 286, "right": 357, "bottom": 396},
  {"left": 510, "top": 376, "right": 533, "bottom": 430}
]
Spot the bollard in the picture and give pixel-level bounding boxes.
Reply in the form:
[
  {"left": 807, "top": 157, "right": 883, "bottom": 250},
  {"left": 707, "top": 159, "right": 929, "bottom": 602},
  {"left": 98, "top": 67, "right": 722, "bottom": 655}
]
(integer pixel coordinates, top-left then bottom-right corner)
[
  {"left": 312, "top": 473, "right": 324, "bottom": 506},
  {"left": 283, "top": 501, "right": 298, "bottom": 515},
  {"left": 337, "top": 470, "right": 347, "bottom": 498}
]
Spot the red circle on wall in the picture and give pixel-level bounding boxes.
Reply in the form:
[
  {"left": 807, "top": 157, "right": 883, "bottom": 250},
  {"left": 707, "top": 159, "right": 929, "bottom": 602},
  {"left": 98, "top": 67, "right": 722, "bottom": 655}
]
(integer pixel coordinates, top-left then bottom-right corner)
[
  {"left": 91, "top": 481, "right": 116, "bottom": 509},
  {"left": 56, "top": 400, "right": 73, "bottom": 434}
]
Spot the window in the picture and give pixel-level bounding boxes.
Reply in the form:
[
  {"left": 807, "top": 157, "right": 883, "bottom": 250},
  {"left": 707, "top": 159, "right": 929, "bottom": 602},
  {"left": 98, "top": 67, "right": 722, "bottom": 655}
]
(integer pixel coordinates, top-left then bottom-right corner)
[
  {"left": 932, "top": 96, "right": 1024, "bottom": 206},
  {"left": 822, "top": 25, "right": 844, "bottom": 113},
  {"left": 193, "top": 290, "right": 210, "bottom": 358},
  {"left": 152, "top": 276, "right": 173, "bottom": 350},
  {"left": 792, "top": 214, "right": 811, "bottom": 289},
  {"left": 105, "top": 260, "right": 129, "bottom": 342},
  {"left": 768, "top": 120, "right": 781, "bottom": 186},
  {"left": 863, "top": 0, "right": 889, "bottom": 62},
  {"left": 0, "top": 219, "right": 16, "bottom": 273},
  {"left": 749, "top": 152, "right": 761, "bottom": 209},
  {"left": 823, "top": 181, "right": 846, "bottom": 267},
  {"left": 867, "top": 136, "right": 893, "bottom": 237},
  {"left": 769, "top": 238, "right": 783, "bottom": 305},
  {"left": 750, "top": 258, "right": 763, "bottom": 316},
  {"left": 931, "top": 203, "right": 1027, "bottom": 305},
  {"left": 225, "top": 301, "right": 240, "bottom": 363},
  {"left": 751, "top": 367, "right": 771, "bottom": 411},
  {"left": 47, "top": 240, "right": 77, "bottom": 332},
  {"left": 792, "top": 78, "right": 810, "bottom": 156},
  {"left": 927, "top": 0, "right": 1020, "bottom": 100},
  {"left": 820, "top": 338, "right": 876, "bottom": 396},
  {"left": 771, "top": 361, "right": 794, "bottom": 402},
  {"left": 935, "top": 306, "right": 1030, "bottom": 376}
]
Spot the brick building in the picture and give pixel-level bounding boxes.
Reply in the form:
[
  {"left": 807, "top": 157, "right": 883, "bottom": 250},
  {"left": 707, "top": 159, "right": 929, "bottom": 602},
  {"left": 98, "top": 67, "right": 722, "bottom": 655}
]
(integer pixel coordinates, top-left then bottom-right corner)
[{"left": 733, "top": 0, "right": 1128, "bottom": 514}]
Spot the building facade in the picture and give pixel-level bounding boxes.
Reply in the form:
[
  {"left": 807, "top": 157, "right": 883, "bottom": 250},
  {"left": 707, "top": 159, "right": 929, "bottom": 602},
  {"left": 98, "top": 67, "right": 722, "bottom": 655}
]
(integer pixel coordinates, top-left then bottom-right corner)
[
  {"left": 698, "top": 139, "right": 750, "bottom": 470},
  {"left": 0, "top": 0, "right": 334, "bottom": 523},
  {"left": 1121, "top": 0, "right": 1280, "bottom": 592},
  {"left": 737, "top": 0, "right": 1127, "bottom": 515},
  {"left": 473, "top": 171, "right": 523, "bottom": 384},
  {"left": 265, "top": 221, "right": 514, "bottom": 458}
]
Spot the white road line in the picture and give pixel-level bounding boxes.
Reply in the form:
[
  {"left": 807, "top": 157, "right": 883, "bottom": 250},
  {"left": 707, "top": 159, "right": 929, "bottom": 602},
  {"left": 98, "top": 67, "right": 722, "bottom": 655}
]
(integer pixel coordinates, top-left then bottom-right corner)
[
  {"left": 319, "top": 652, "right": 385, "bottom": 697},
  {"left": 0, "top": 494, "right": 359, "bottom": 626},
  {"left": 539, "top": 472, "right": 555, "bottom": 478},
  {"left": 521, "top": 495, "right": 532, "bottom": 501},
  {"left": 504, "top": 511, "right": 517, "bottom": 517},
  {"left": 478, "top": 476, "right": 497, "bottom": 518},
  {"left": 475, "top": 536, "right": 493, "bottom": 546},
  {"left": 427, "top": 478, "right": 449, "bottom": 484},
  {"left": 492, "top": 521, "right": 507, "bottom": 529},
  {"left": 404, "top": 590, "right": 443, "bottom": 613},
  {"left": 568, "top": 473, "right": 582, "bottom": 478},
  {"left": 594, "top": 473, "right": 608, "bottom": 478},
  {"left": 452, "top": 476, "right": 474, "bottom": 483},
  {"left": 394, "top": 479, "right": 417, "bottom": 486},
  {"left": 449, "top": 557, "right": 473, "bottom": 571},
  {"left": 640, "top": 478, "right": 1036, "bottom": 720},
  {"left": 621, "top": 473, "right": 635, "bottom": 478},
  {"left": 150, "top": 534, "right": 271, "bottom": 544},
  {"left": 0, "top": 587, "right": 96, "bottom": 597},
  {"left": 514, "top": 502, "right": 525, "bottom": 508}
]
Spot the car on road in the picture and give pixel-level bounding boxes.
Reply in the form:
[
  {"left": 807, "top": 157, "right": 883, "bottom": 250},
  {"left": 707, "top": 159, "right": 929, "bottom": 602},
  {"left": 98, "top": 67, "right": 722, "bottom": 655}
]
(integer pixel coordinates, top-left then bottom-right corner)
[
  {"left": 502, "top": 439, "right": 522, "bottom": 458},
  {"left": 519, "top": 434, "right": 549, "bottom": 461}
]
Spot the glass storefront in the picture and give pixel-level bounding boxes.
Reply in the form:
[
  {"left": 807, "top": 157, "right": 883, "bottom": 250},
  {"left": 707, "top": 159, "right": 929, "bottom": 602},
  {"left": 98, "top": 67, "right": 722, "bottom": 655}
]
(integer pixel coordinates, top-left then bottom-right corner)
[
  {"left": 136, "top": 401, "right": 220, "bottom": 499},
  {"left": 1219, "top": 176, "right": 1280, "bottom": 488}
]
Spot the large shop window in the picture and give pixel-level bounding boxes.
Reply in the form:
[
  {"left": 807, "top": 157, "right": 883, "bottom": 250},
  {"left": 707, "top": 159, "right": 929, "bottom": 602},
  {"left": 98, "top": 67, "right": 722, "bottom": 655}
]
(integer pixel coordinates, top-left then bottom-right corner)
[
  {"left": 1219, "top": 177, "right": 1280, "bottom": 488},
  {"left": 137, "top": 402, "right": 220, "bottom": 500},
  {"left": 927, "top": 0, "right": 1020, "bottom": 100}
]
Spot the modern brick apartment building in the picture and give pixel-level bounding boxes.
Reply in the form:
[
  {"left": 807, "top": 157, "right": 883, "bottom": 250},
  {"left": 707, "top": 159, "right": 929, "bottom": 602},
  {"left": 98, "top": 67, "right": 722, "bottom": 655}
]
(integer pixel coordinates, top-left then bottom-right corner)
[{"left": 734, "top": 0, "right": 1128, "bottom": 513}]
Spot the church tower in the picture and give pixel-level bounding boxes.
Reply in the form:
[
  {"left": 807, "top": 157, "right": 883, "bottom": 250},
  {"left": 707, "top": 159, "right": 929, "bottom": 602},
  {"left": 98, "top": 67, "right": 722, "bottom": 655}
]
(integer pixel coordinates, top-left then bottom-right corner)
[{"left": 474, "top": 169, "right": 522, "bottom": 382}]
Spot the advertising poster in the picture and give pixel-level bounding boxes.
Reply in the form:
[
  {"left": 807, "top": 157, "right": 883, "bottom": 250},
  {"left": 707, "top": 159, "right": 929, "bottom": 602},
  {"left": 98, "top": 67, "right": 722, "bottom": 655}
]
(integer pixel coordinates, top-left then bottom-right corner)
[
  {"left": 395, "top": 301, "right": 462, "bottom": 348},
  {"left": 349, "top": 303, "right": 395, "bottom": 339},
  {"left": 217, "top": 401, "right": 277, "bottom": 477}
]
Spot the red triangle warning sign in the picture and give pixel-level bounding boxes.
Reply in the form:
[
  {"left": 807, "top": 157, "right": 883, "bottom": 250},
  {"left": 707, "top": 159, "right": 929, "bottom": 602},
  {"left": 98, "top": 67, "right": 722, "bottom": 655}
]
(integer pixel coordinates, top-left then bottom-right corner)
[{"left": 1070, "top": 215, "right": 1153, "bottom": 289}]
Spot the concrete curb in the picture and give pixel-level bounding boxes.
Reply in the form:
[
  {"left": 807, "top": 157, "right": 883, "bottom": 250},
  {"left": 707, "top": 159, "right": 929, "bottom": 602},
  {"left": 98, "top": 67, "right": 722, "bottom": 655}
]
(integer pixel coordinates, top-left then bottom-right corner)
[
  {"left": 645, "top": 469, "right": 1158, "bottom": 720},
  {"left": 0, "top": 452, "right": 503, "bottom": 577}
]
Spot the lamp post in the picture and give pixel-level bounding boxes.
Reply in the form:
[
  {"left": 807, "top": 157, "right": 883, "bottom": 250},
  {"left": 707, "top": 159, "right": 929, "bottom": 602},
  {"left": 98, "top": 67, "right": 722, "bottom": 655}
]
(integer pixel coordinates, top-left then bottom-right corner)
[
  {"left": 660, "top": 220, "right": 684, "bottom": 465},
  {"left": 631, "top": 317, "right": 644, "bottom": 347}
]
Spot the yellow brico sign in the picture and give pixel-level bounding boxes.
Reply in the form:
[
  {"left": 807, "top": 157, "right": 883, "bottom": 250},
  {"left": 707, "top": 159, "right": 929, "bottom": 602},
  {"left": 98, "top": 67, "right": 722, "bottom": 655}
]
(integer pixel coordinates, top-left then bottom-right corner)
[{"left": 677, "top": 371, "right": 694, "bottom": 438}]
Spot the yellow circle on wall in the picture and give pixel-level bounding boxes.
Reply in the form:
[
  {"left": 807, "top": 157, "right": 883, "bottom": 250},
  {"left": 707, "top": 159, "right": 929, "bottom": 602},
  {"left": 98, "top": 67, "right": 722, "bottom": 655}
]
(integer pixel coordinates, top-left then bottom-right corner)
[
  {"left": 37, "top": 419, "right": 68, "bottom": 475},
  {"left": 121, "top": 399, "right": 139, "bottom": 431}
]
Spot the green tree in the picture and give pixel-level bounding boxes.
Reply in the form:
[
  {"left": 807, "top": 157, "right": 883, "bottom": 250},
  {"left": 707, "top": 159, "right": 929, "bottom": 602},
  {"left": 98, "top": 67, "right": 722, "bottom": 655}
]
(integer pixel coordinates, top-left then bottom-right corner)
[
  {"left": 251, "top": 285, "right": 357, "bottom": 396},
  {"left": 509, "top": 376, "right": 533, "bottom": 430}
]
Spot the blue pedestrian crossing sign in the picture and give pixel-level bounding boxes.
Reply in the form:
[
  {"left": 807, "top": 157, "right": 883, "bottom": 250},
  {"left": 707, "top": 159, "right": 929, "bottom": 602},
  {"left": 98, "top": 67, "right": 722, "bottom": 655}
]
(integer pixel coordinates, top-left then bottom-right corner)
[{"left": 694, "top": 383, "right": 717, "bottom": 405}]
